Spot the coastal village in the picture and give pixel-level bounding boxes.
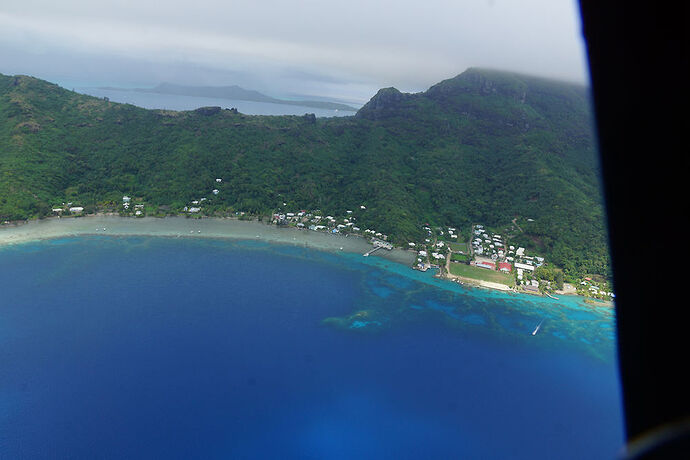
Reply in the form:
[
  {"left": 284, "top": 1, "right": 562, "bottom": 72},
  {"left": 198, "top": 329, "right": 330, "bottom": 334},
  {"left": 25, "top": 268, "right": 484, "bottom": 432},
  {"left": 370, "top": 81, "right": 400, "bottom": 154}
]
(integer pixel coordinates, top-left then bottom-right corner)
[
  {"left": 267, "top": 207, "right": 614, "bottom": 302},
  {"left": 43, "top": 176, "right": 613, "bottom": 302}
]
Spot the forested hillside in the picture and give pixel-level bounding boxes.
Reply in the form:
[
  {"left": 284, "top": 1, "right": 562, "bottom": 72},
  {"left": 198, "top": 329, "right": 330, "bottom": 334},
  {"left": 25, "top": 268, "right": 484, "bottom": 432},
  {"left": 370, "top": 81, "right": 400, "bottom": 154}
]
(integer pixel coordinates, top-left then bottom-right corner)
[{"left": 0, "top": 68, "right": 609, "bottom": 278}]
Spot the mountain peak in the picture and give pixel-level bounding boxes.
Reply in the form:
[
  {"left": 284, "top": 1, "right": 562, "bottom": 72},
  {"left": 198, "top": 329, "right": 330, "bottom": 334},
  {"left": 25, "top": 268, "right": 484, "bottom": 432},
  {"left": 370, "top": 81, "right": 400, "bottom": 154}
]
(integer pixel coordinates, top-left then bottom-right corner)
[
  {"left": 355, "top": 87, "right": 412, "bottom": 120},
  {"left": 426, "top": 68, "right": 529, "bottom": 103}
]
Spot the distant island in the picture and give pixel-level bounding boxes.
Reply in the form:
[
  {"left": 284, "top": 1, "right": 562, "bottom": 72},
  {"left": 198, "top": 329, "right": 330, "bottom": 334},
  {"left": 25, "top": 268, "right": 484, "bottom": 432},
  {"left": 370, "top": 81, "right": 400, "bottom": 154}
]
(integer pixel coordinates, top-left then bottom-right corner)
[{"left": 98, "top": 82, "right": 359, "bottom": 112}]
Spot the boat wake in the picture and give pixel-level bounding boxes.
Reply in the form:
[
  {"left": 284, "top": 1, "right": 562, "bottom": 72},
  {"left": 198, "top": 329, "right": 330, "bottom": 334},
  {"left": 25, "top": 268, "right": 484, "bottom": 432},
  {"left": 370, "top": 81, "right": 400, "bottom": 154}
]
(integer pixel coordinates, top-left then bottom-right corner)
[{"left": 532, "top": 319, "right": 545, "bottom": 336}]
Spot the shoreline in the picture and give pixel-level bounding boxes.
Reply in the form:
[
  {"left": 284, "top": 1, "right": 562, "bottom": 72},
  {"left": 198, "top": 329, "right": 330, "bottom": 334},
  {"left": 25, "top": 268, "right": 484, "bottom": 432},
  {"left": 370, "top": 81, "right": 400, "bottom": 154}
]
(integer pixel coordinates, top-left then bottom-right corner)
[
  {"left": 439, "top": 258, "right": 614, "bottom": 308},
  {"left": 441, "top": 271, "right": 515, "bottom": 292},
  {"left": 0, "top": 214, "right": 415, "bottom": 265},
  {"left": 1, "top": 215, "right": 614, "bottom": 308}
]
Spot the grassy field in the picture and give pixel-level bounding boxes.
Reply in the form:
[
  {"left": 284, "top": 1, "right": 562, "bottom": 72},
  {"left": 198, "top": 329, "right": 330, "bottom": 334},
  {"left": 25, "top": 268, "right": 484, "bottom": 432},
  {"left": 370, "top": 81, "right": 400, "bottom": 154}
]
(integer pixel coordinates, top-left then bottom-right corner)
[
  {"left": 449, "top": 242, "right": 469, "bottom": 252},
  {"left": 448, "top": 263, "right": 515, "bottom": 286},
  {"left": 451, "top": 253, "right": 471, "bottom": 263}
]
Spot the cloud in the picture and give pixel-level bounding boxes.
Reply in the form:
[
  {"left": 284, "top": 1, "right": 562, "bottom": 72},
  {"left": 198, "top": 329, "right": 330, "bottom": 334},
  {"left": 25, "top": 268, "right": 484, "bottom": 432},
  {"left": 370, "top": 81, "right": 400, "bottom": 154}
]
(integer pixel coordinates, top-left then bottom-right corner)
[{"left": 0, "top": 1, "right": 589, "bottom": 99}]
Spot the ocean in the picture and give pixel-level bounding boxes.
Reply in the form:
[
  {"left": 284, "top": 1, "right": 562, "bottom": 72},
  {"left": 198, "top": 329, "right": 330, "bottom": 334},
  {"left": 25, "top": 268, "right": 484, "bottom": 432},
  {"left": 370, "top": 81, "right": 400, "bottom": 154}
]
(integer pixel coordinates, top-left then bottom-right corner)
[
  {"left": 75, "top": 88, "right": 357, "bottom": 117},
  {"left": 0, "top": 236, "right": 624, "bottom": 459}
]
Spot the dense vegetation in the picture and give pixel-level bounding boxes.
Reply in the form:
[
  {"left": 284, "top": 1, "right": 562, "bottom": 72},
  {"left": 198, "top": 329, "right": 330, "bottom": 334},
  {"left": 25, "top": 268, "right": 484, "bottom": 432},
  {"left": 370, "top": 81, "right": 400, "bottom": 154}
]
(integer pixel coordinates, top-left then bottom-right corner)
[{"left": 0, "top": 68, "right": 609, "bottom": 279}]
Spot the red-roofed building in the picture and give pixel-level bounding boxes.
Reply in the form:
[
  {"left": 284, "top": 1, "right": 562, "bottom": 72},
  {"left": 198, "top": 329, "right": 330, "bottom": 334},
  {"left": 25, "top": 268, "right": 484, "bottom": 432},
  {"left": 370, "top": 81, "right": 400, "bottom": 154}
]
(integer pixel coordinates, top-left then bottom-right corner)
[{"left": 499, "top": 262, "right": 512, "bottom": 273}]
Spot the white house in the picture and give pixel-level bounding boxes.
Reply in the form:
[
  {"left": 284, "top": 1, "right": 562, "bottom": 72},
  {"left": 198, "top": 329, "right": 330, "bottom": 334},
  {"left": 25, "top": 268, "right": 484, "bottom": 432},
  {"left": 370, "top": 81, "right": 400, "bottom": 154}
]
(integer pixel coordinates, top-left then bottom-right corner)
[
  {"left": 69, "top": 207, "right": 84, "bottom": 213},
  {"left": 514, "top": 262, "right": 535, "bottom": 272}
]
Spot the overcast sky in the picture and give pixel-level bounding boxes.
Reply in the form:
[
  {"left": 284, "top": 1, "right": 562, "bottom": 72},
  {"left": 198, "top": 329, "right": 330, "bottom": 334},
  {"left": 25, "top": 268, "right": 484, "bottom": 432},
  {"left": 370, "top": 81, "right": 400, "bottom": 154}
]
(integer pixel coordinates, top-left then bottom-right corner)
[{"left": 0, "top": 0, "right": 589, "bottom": 103}]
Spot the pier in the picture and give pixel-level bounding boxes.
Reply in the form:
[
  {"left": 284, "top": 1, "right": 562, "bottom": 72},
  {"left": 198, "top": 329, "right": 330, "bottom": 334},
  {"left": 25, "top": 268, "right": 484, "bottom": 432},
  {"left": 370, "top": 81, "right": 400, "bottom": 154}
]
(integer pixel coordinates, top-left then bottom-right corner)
[
  {"left": 363, "top": 238, "right": 393, "bottom": 256},
  {"left": 363, "top": 246, "right": 382, "bottom": 257}
]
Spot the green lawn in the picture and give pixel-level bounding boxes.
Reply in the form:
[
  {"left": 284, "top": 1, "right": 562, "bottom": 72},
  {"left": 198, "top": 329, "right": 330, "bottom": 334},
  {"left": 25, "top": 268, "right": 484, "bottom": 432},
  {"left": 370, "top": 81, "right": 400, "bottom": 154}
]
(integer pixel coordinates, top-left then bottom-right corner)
[
  {"left": 449, "top": 263, "right": 515, "bottom": 286},
  {"left": 449, "top": 242, "right": 468, "bottom": 252},
  {"left": 451, "top": 253, "right": 471, "bottom": 263}
]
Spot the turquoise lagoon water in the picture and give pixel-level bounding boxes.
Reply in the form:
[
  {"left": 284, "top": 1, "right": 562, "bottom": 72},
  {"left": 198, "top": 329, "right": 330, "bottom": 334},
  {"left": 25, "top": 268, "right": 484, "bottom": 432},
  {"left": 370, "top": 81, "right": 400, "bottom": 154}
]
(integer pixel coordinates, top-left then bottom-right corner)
[{"left": 0, "top": 236, "right": 624, "bottom": 458}]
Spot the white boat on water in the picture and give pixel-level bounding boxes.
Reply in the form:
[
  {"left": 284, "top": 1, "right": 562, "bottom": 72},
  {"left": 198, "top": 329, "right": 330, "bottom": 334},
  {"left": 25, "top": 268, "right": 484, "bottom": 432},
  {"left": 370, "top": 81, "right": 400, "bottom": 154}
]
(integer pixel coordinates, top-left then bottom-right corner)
[{"left": 532, "top": 319, "right": 544, "bottom": 336}]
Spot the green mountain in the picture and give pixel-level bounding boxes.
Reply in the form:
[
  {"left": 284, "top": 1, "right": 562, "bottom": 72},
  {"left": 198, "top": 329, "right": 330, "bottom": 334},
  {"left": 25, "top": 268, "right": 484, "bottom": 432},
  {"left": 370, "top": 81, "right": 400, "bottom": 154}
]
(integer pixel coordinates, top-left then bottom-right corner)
[
  {"left": 100, "top": 82, "right": 359, "bottom": 112},
  {"left": 0, "top": 68, "right": 609, "bottom": 278}
]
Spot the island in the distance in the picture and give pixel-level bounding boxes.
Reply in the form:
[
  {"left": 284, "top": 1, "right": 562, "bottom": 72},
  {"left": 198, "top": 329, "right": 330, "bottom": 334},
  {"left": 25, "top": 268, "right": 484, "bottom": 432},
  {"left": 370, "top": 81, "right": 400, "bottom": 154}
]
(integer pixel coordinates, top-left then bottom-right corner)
[{"left": 98, "top": 82, "right": 359, "bottom": 112}]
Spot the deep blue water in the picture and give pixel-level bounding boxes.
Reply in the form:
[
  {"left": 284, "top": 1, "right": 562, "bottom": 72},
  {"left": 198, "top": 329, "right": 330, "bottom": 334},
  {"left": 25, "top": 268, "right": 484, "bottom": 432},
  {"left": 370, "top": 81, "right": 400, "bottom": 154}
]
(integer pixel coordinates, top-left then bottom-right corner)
[{"left": 0, "top": 237, "right": 624, "bottom": 459}]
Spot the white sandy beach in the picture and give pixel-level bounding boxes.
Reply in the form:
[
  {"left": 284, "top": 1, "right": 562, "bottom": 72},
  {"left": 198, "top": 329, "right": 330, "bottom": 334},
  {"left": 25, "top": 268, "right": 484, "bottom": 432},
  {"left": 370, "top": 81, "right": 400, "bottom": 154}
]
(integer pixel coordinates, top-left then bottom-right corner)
[{"left": 0, "top": 215, "right": 416, "bottom": 265}]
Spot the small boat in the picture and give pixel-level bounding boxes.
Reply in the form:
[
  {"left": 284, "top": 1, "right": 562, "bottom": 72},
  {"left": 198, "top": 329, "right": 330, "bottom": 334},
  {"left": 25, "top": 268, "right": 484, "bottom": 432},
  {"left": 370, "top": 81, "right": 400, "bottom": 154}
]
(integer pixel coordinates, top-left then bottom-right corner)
[
  {"left": 532, "top": 319, "right": 545, "bottom": 336},
  {"left": 546, "top": 293, "right": 559, "bottom": 300}
]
